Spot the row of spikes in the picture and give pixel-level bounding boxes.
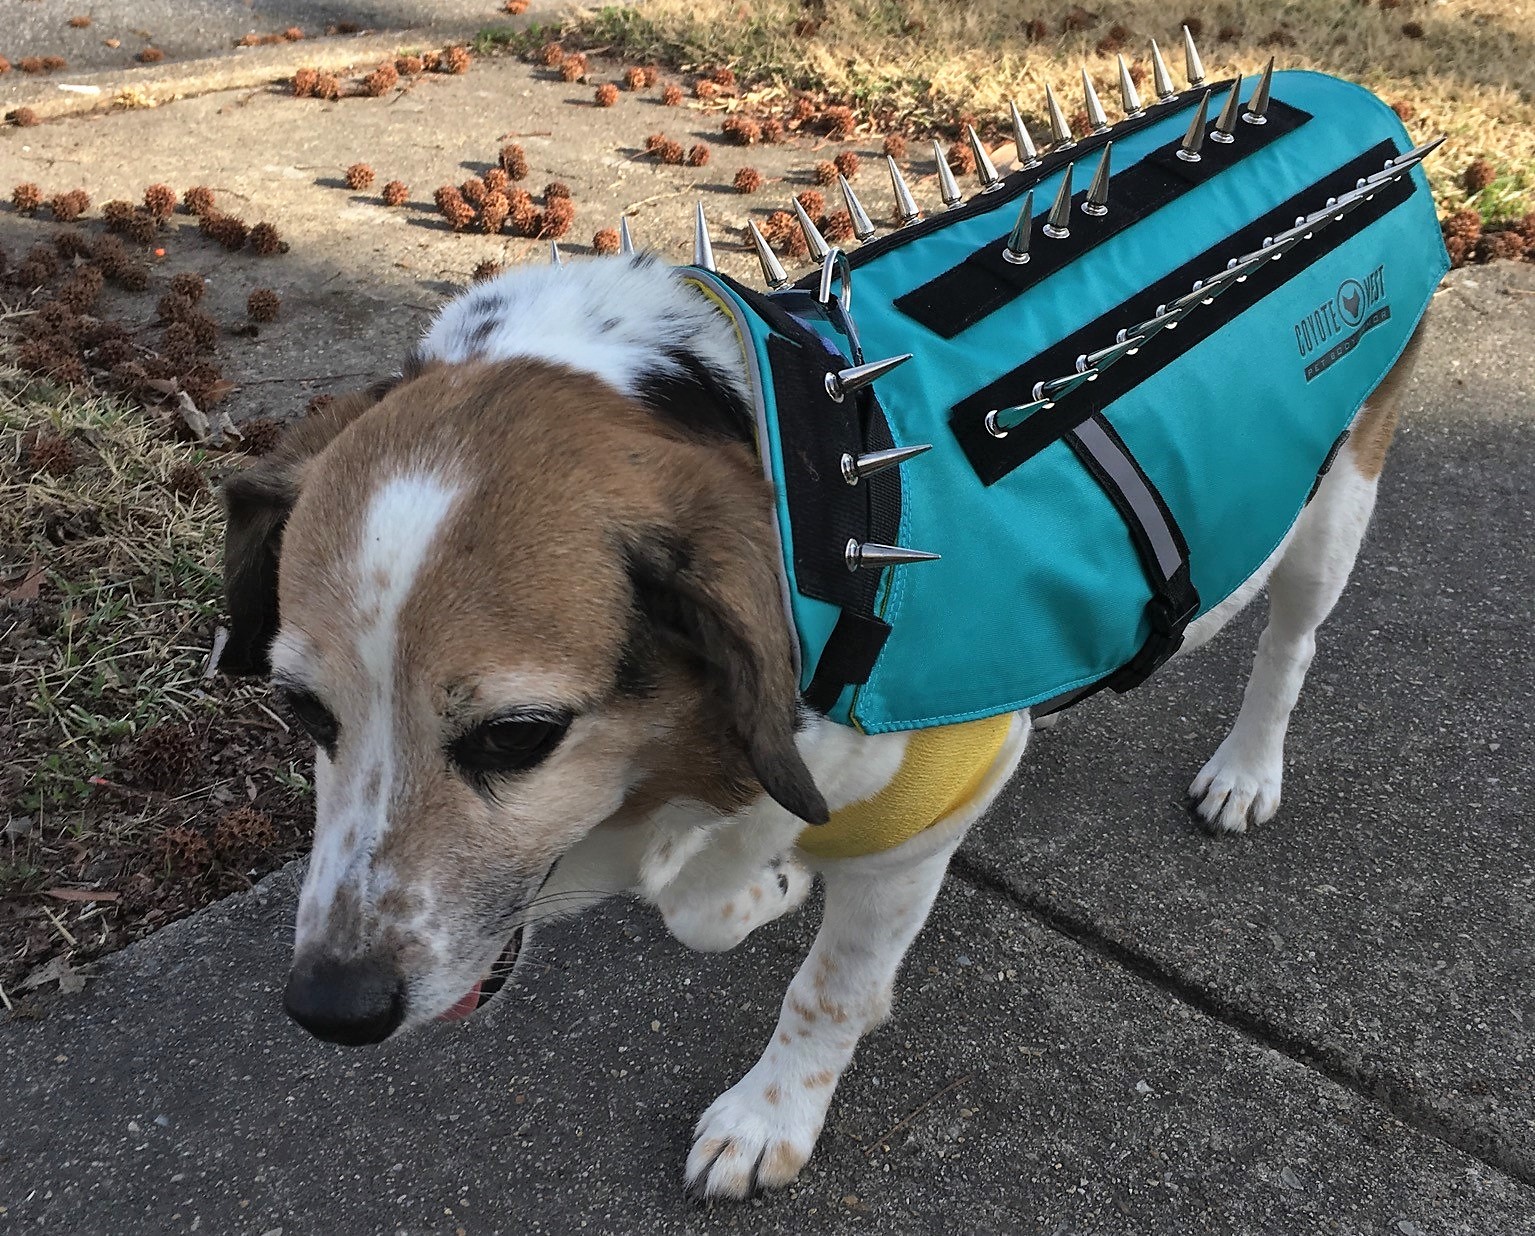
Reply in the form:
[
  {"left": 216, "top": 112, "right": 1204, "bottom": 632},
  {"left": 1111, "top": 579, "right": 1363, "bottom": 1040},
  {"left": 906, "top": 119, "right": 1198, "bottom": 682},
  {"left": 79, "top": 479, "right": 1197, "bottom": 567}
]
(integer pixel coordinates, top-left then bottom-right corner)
[
  {"left": 983, "top": 137, "right": 1444, "bottom": 438},
  {"left": 839, "top": 135, "right": 1443, "bottom": 570},
  {"left": 701, "top": 26, "right": 1280, "bottom": 286}
]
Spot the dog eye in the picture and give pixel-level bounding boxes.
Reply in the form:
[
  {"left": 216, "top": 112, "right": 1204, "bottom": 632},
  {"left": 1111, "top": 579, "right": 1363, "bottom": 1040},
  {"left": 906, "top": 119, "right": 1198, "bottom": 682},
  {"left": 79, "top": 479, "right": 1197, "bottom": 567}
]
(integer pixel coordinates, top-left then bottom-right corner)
[
  {"left": 279, "top": 688, "right": 339, "bottom": 754},
  {"left": 450, "top": 714, "right": 570, "bottom": 779}
]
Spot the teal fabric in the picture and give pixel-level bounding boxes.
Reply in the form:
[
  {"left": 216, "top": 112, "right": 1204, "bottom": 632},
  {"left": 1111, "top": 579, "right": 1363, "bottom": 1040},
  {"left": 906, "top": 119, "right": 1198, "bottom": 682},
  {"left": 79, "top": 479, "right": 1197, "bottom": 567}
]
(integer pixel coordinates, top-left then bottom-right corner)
[{"left": 695, "top": 71, "right": 1447, "bottom": 733}]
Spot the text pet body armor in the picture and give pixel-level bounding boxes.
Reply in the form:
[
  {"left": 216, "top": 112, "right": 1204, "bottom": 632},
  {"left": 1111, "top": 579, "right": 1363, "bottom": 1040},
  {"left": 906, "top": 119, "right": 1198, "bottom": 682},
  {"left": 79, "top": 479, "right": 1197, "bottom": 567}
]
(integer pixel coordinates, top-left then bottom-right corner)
[{"left": 684, "top": 66, "right": 1447, "bottom": 734}]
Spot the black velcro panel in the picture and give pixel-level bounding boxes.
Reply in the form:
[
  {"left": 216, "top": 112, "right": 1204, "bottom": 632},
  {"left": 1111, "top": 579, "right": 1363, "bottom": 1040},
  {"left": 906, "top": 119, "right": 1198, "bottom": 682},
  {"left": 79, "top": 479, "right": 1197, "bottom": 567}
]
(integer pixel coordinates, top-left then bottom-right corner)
[
  {"left": 894, "top": 95, "right": 1310, "bottom": 339},
  {"left": 953, "top": 141, "right": 1412, "bottom": 485},
  {"left": 802, "top": 611, "right": 892, "bottom": 714},
  {"left": 765, "top": 335, "right": 900, "bottom": 612}
]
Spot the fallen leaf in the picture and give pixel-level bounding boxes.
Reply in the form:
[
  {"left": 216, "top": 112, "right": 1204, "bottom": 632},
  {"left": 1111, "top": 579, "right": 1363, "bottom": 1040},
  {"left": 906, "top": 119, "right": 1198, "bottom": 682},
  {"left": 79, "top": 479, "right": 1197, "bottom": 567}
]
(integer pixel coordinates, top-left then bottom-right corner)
[
  {"left": 46, "top": 887, "right": 121, "bottom": 903},
  {"left": 103, "top": 37, "right": 121, "bottom": 48},
  {"left": 176, "top": 391, "right": 210, "bottom": 439},
  {"left": 2, "top": 565, "right": 44, "bottom": 601},
  {"left": 21, "top": 955, "right": 86, "bottom": 993}
]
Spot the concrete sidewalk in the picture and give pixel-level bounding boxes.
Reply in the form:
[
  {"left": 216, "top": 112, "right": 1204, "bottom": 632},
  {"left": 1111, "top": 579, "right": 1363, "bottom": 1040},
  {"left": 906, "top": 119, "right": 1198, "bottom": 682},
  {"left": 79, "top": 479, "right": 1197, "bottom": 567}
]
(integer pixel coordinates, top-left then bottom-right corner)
[{"left": 3, "top": 42, "right": 1534, "bottom": 1236}]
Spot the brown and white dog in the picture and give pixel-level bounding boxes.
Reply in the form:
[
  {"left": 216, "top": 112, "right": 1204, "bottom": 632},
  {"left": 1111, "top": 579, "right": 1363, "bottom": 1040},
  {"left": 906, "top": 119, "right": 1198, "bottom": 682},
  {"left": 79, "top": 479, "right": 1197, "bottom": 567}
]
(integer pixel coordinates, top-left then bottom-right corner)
[{"left": 222, "top": 252, "right": 1422, "bottom": 1199}]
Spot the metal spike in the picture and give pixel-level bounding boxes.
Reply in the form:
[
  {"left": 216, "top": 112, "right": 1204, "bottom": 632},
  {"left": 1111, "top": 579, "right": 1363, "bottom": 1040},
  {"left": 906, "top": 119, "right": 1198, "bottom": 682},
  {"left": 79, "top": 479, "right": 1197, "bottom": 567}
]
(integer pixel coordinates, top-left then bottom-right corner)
[
  {"left": 1117, "top": 54, "right": 1145, "bottom": 118},
  {"left": 838, "top": 174, "right": 877, "bottom": 241},
  {"left": 1150, "top": 39, "right": 1177, "bottom": 103},
  {"left": 1033, "top": 370, "right": 1092, "bottom": 401},
  {"left": 549, "top": 240, "right": 564, "bottom": 266},
  {"left": 839, "top": 442, "right": 933, "bottom": 485},
  {"left": 1081, "top": 69, "right": 1110, "bottom": 135},
  {"left": 1211, "top": 75, "right": 1243, "bottom": 144},
  {"left": 1182, "top": 24, "right": 1206, "bottom": 88},
  {"left": 845, "top": 539, "right": 940, "bottom": 572},
  {"left": 933, "top": 139, "right": 964, "bottom": 208},
  {"left": 1384, "top": 136, "right": 1446, "bottom": 172},
  {"left": 1124, "top": 301, "right": 1196, "bottom": 341},
  {"left": 1078, "top": 334, "right": 1145, "bottom": 372},
  {"left": 618, "top": 216, "right": 635, "bottom": 256},
  {"left": 747, "top": 220, "right": 792, "bottom": 290},
  {"left": 792, "top": 196, "right": 831, "bottom": 261},
  {"left": 965, "top": 125, "right": 1003, "bottom": 192},
  {"left": 1002, "top": 190, "right": 1035, "bottom": 266},
  {"left": 985, "top": 398, "right": 1052, "bottom": 438},
  {"left": 1176, "top": 90, "right": 1211, "bottom": 163},
  {"left": 824, "top": 353, "right": 912, "bottom": 403},
  {"left": 1043, "top": 163, "right": 1075, "bottom": 239},
  {"left": 1082, "top": 143, "right": 1112, "bottom": 217},
  {"left": 1243, "top": 57, "right": 1274, "bottom": 126},
  {"left": 1008, "top": 102, "right": 1041, "bottom": 169},
  {"left": 1045, "top": 83, "right": 1076, "bottom": 148},
  {"left": 887, "top": 155, "right": 923, "bottom": 226},
  {"left": 692, "top": 201, "right": 716, "bottom": 271}
]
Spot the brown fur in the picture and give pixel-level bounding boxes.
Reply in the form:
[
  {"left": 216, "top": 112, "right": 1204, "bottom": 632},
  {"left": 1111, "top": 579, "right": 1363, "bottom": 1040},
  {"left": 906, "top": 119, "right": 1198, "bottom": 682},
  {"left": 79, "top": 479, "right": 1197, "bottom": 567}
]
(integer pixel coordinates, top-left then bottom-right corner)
[
  {"left": 224, "top": 359, "right": 827, "bottom": 977},
  {"left": 1348, "top": 329, "right": 1425, "bottom": 480}
]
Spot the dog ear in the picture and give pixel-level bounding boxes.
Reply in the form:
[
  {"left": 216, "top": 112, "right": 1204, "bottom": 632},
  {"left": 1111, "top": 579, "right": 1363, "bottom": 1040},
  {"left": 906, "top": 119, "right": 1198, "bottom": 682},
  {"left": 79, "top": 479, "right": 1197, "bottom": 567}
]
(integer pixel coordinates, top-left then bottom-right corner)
[
  {"left": 218, "top": 386, "right": 388, "bottom": 675},
  {"left": 626, "top": 528, "right": 828, "bottom": 826}
]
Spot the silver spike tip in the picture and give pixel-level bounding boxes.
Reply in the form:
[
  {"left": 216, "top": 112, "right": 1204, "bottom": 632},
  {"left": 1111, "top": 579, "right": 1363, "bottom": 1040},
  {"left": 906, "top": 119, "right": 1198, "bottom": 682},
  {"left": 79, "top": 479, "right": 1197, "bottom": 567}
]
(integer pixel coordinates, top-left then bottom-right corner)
[
  {"left": 791, "top": 196, "right": 831, "bottom": 261},
  {"left": 1117, "top": 54, "right": 1144, "bottom": 118},
  {"left": 838, "top": 174, "right": 878, "bottom": 241},
  {"left": 1045, "top": 83, "right": 1076, "bottom": 148},
  {"left": 1043, "top": 164, "right": 1074, "bottom": 239},
  {"left": 747, "top": 219, "right": 791, "bottom": 290},
  {"left": 1182, "top": 24, "right": 1206, "bottom": 88},
  {"left": 839, "top": 442, "right": 933, "bottom": 485},
  {"left": 1081, "top": 68, "right": 1110, "bottom": 134},
  {"left": 1082, "top": 143, "right": 1112, "bottom": 217},
  {"left": 692, "top": 201, "right": 717, "bottom": 271},
  {"left": 824, "top": 353, "right": 913, "bottom": 403},
  {"left": 1002, "top": 190, "right": 1035, "bottom": 266},
  {"left": 1177, "top": 90, "right": 1211, "bottom": 163},
  {"left": 1243, "top": 57, "right": 1274, "bottom": 126},
  {"left": 1150, "top": 39, "right": 1177, "bottom": 102},
  {"left": 549, "top": 240, "right": 564, "bottom": 266},
  {"left": 845, "top": 539, "right": 940, "bottom": 572},
  {"left": 933, "top": 138, "right": 964, "bottom": 208},
  {"left": 1211, "top": 75, "right": 1243, "bottom": 144},
  {"left": 886, "top": 155, "right": 923, "bottom": 226},
  {"left": 617, "top": 215, "right": 635, "bottom": 256},
  {"left": 1009, "top": 102, "right": 1041, "bottom": 169},
  {"left": 965, "top": 125, "right": 1003, "bottom": 191}
]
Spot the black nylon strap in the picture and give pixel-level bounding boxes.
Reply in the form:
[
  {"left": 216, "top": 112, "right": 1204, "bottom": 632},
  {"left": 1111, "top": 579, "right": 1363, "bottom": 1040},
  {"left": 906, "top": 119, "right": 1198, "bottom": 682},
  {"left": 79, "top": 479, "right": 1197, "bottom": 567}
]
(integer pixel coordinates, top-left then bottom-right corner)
[
  {"left": 953, "top": 141, "right": 1412, "bottom": 485},
  {"left": 802, "top": 611, "right": 893, "bottom": 714},
  {"left": 895, "top": 96, "right": 1310, "bottom": 339}
]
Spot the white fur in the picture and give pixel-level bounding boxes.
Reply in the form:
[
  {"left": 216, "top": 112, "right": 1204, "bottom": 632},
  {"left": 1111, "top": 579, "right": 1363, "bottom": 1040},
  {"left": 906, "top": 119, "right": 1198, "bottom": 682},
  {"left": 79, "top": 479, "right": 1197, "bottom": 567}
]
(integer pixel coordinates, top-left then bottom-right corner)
[
  {"left": 291, "top": 471, "right": 463, "bottom": 951},
  {"left": 416, "top": 254, "right": 747, "bottom": 406}
]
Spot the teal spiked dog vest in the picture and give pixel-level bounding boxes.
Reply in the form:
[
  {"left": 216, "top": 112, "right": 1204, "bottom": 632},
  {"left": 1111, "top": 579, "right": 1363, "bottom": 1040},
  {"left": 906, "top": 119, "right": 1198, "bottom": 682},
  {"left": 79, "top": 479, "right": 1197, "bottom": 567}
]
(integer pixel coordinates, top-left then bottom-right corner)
[{"left": 686, "top": 70, "right": 1447, "bottom": 734}]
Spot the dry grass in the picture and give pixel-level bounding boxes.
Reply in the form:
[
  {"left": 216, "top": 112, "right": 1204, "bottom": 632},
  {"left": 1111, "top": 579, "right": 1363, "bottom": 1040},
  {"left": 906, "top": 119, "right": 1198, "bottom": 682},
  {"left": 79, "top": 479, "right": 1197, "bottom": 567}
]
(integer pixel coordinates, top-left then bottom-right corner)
[
  {"left": 533, "top": 0, "right": 1534, "bottom": 218},
  {"left": 1, "top": 355, "right": 308, "bottom": 1001}
]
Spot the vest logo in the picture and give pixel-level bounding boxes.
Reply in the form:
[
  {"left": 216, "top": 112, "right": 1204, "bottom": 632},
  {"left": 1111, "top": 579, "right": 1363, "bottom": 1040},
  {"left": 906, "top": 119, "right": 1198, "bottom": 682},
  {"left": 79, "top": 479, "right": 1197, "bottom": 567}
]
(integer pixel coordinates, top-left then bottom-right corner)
[{"left": 1294, "top": 264, "right": 1391, "bottom": 382}]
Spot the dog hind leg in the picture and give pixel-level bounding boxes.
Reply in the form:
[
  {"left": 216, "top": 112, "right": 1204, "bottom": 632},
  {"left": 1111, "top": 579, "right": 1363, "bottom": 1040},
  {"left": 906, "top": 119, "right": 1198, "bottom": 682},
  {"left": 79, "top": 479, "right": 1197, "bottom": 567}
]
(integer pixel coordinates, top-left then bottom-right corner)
[
  {"left": 1189, "top": 328, "right": 1422, "bottom": 835},
  {"left": 1188, "top": 440, "right": 1388, "bottom": 834}
]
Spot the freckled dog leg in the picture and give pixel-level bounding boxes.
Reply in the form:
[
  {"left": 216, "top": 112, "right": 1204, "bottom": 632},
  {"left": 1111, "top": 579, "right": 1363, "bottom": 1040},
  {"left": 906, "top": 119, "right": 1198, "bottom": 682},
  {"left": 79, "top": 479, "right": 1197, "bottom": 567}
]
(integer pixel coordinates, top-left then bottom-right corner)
[
  {"left": 1190, "top": 460, "right": 1381, "bottom": 833},
  {"left": 683, "top": 836, "right": 958, "bottom": 1199}
]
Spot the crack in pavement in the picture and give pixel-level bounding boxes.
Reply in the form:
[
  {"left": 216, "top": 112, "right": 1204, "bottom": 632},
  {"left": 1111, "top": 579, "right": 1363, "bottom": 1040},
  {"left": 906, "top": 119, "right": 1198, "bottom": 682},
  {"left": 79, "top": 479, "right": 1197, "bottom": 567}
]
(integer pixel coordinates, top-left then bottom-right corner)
[{"left": 948, "top": 851, "right": 1535, "bottom": 1191}]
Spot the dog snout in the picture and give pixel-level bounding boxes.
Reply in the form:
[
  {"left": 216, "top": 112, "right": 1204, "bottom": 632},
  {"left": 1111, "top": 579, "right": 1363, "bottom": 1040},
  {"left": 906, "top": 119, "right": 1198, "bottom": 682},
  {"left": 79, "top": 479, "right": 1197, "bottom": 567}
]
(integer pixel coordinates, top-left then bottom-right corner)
[{"left": 284, "top": 949, "right": 406, "bottom": 1046}]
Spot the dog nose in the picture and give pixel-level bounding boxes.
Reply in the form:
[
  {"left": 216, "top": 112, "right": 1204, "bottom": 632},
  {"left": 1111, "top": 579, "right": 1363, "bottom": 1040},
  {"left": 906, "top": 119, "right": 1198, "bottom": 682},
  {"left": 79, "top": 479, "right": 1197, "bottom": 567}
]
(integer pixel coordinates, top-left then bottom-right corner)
[{"left": 284, "top": 951, "right": 406, "bottom": 1046}]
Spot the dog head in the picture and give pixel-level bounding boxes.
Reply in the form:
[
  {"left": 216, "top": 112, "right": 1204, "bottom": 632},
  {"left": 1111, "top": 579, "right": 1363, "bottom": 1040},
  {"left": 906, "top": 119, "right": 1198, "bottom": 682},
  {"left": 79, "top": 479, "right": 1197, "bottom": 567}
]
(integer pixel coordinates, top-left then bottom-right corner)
[{"left": 223, "top": 353, "right": 825, "bottom": 1044}]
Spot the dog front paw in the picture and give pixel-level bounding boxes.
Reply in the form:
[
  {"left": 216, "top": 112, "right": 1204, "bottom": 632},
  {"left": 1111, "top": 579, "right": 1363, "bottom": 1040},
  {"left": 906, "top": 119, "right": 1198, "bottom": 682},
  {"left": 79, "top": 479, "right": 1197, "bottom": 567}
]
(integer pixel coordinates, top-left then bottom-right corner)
[
  {"left": 1189, "top": 739, "right": 1283, "bottom": 834},
  {"left": 661, "top": 857, "right": 812, "bottom": 953},
  {"left": 684, "top": 1076, "right": 823, "bottom": 1200}
]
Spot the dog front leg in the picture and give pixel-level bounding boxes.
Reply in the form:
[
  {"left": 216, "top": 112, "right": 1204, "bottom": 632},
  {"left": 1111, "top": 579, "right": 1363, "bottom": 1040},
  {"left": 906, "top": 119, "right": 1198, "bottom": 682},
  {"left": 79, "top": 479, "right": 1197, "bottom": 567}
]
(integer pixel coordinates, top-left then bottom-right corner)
[{"left": 683, "top": 836, "right": 958, "bottom": 1199}]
